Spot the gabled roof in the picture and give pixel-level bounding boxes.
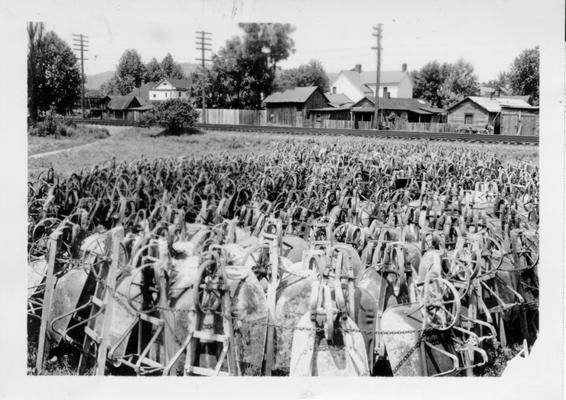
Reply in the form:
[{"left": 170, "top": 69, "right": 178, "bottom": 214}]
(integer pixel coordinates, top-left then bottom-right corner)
[
  {"left": 128, "top": 82, "right": 156, "bottom": 103},
  {"left": 446, "top": 96, "right": 537, "bottom": 113},
  {"left": 263, "top": 86, "right": 323, "bottom": 103},
  {"left": 352, "top": 96, "right": 444, "bottom": 115},
  {"left": 107, "top": 94, "right": 143, "bottom": 110},
  {"left": 333, "top": 70, "right": 410, "bottom": 95},
  {"left": 324, "top": 92, "right": 353, "bottom": 107},
  {"left": 153, "top": 78, "right": 192, "bottom": 90}
]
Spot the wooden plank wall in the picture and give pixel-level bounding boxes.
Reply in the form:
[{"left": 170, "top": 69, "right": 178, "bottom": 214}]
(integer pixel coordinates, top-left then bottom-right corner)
[
  {"left": 197, "top": 107, "right": 537, "bottom": 135},
  {"left": 199, "top": 109, "right": 267, "bottom": 125},
  {"left": 500, "top": 113, "right": 539, "bottom": 136},
  {"left": 446, "top": 100, "right": 489, "bottom": 126},
  {"left": 266, "top": 106, "right": 298, "bottom": 126},
  {"left": 389, "top": 121, "right": 461, "bottom": 132}
]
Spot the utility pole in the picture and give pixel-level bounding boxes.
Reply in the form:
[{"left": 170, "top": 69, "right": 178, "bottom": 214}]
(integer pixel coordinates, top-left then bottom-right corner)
[
  {"left": 72, "top": 34, "right": 88, "bottom": 118},
  {"left": 371, "top": 24, "right": 382, "bottom": 129},
  {"left": 195, "top": 31, "right": 212, "bottom": 124}
]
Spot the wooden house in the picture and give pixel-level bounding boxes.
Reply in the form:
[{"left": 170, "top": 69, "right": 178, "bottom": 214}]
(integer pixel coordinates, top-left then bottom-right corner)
[
  {"left": 106, "top": 95, "right": 152, "bottom": 122},
  {"left": 263, "top": 86, "right": 329, "bottom": 126},
  {"left": 446, "top": 96, "right": 539, "bottom": 136},
  {"left": 310, "top": 96, "right": 443, "bottom": 125},
  {"left": 148, "top": 78, "right": 192, "bottom": 102}
]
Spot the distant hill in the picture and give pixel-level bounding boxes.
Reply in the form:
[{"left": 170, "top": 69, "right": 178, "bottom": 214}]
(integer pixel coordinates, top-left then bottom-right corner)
[
  {"left": 180, "top": 62, "right": 200, "bottom": 76},
  {"left": 86, "top": 62, "right": 200, "bottom": 90},
  {"left": 85, "top": 71, "right": 114, "bottom": 90}
]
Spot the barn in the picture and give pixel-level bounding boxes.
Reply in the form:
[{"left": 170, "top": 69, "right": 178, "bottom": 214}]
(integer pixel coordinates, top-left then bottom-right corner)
[
  {"left": 263, "top": 86, "right": 329, "bottom": 126},
  {"left": 446, "top": 96, "right": 539, "bottom": 136}
]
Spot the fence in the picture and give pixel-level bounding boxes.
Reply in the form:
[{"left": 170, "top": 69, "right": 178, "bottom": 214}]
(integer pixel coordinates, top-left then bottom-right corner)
[
  {"left": 199, "top": 109, "right": 266, "bottom": 126},
  {"left": 198, "top": 110, "right": 469, "bottom": 133},
  {"left": 70, "top": 108, "right": 539, "bottom": 136},
  {"left": 388, "top": 121, "right": 461, "bottom": 133}
]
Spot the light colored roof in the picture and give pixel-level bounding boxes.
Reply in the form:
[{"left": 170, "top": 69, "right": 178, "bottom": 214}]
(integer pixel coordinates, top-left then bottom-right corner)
[
  {"left": 154, "top": 78, "right": 192, "bottom": 90},
  {"left": 334, "top": 70, "right": 410, "bottom": 94},
  {"left": 128, "top": 82, "right": 156, "bottom": 103},
  {"left": 447, "top": 96, "right": 536, "bottom": 112},
  {"left": 324, "top": 92, "right": 352, "bottom": 107},
  {"left": 264, "top": 86, "right": 320, "bottom": 103}
]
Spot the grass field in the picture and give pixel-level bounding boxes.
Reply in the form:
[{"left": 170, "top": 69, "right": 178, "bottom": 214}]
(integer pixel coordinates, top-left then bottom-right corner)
[
  {"left": 28, "top": 125, "right": 539, "bottom": 178},
  {"left": 27, "top": 124, "right": 122, "bottom": 156}
]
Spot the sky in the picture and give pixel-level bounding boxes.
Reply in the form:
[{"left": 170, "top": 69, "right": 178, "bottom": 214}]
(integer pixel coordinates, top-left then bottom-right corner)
[{"left": 14, "top": 0, "right": 549, "bottom": 82}]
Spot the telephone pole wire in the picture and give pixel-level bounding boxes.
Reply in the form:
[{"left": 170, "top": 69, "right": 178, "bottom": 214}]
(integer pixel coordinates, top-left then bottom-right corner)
[
  {"left": 195, "top": 31, "right": 212, "bottom": 124},
  {"left": 72, "top": 34, "right": 89, "bottom": 118},
  {"left": 371, "top": 24, "right": 382, "bottom": 130}
]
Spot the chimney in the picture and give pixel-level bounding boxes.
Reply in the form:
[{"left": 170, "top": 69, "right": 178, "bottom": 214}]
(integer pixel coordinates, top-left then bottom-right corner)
[
  {"left": 401, "top": 63, "right": 407, "bottom": 72},
  {"left": 354, "top": 64, "right": 362, "bottom": 73}
]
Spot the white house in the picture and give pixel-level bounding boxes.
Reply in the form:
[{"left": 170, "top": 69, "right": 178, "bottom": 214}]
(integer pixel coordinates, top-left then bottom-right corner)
[
  {"left": 148, "top": 78, "right": 192, "bottom": 101},
  {"left": 329, "top": 64, "right": 413, "bottom": 103}
]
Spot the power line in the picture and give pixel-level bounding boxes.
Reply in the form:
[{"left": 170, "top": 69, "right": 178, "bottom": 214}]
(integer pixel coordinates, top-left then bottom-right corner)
[
  {"left": 72, "top": 33, "right": 88, "bottom": 118},
  {"left": 195, "top": 31, "right": 212, "bottom": 124},
  {"left": 371, "top": 24, "right": 382, "bottom": 130}
]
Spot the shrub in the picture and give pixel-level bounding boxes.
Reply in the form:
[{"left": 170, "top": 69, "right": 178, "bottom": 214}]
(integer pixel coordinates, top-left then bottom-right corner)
[
  {"left": 138, "top": 99, "right": 200, "bottom": 135},
  {"left": 87, "top": 127, "right": 110, "bottom": 139},
  {"left": 29, "top": 114, "right": 58, "bottom": 137}
]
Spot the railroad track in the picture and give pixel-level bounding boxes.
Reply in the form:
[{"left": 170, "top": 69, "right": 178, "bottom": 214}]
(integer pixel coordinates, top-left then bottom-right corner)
[
  {"left": 66, "top": 119, "right": 538, "bottom": 145},
  {"left": 199, "top": 123, "right": 539, "bottom": 145}
]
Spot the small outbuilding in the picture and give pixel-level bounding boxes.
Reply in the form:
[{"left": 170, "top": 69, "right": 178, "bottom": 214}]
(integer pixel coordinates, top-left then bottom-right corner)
[
  {"left": 106, "top": 94, "right": 151, "bottom": 122},
  {"left": 263, "top": 86, "right": 329, "bottom": 126},
  {"left": 445, "top": 96, "right": 538, "bottom": 136}
]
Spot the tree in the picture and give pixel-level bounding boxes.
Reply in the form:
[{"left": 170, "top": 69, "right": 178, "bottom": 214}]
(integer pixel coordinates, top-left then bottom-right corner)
[
  {"left": 275, "top": 60, "right": 329, "bottom": 91},
  {"left": 412, "top": 59, "right": 479, "bottom": 108},
  {"left": 205, "top": 23, "right": 295, "bottom": 109},
  {"left": 160, "top": 53, "right": 185, "bottom": 79},
  {"left": 100, "top": 75, "right": 128, "bottom": 96},
  {"left": 508, "top": 46, "right": 539, "bottom": 105},
  {"left": 440, "top": 59, "right": 479, "bottom": 107},
  {"left": 188, "top": 69, "right": 214, "bottom": 107},
  {"left": 144, "top": 57, "right": 164, "bottom": 83},
  {"left": 139, "top": 99, "right": 199, "bottom": 135},
  {"left": 116, "top": 49, "right": 146, "bottom": 93},
  {"left": 27, "top": 27, "right": 81, "bottom": 117},
  {"left": 27, "top": 22, "right": 46, "bottom": 123},
  {"left": 485, "top": 71, "right": 510, "bottom": 91},
  {"left": 411, "top": 61, "right": 451, "bottom": 108}
]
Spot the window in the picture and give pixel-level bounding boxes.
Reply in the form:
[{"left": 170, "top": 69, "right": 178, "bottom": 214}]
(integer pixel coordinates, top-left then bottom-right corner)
[
  {"left": 464, "top": 113, "right": 473, "bottom": 124},
  {"left": 332, "top": 86, "right": 336, "bottom": 94},
  {"left": 179, "top": 91, "right": 182, "bottom": 97},
  {"left": 153, "top": 94, "right": 156, "bottom": 98},
  {"left": 165, "top": 93, "right": 168, "bottom": 98}
]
